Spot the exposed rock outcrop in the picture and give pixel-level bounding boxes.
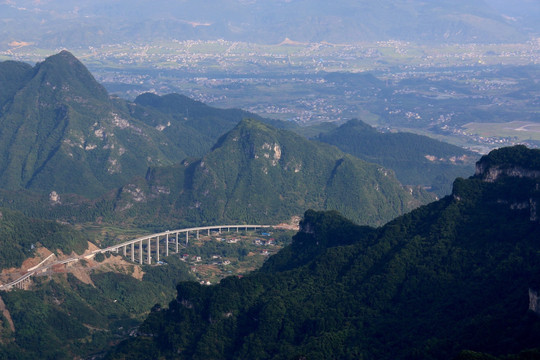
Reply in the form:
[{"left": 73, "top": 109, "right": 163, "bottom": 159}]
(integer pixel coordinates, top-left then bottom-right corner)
[{"left": 475, "top": 164, "right": 540, "bottom": 183}]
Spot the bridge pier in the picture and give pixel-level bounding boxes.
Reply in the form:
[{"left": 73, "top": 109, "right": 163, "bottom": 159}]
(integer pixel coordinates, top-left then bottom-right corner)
[
  {"left": 97, "top": 224, "right": 272, "bottom": 266},
  {"left": 147, "top": 238, "right": 151, "bottom": 264},
  {"left": 156, "top": 236, "right": 160, "bottom": 263}
]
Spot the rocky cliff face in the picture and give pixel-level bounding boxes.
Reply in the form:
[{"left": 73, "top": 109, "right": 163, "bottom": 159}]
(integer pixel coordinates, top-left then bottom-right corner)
[
  {"left": 470, "top": 146, "right": 540, "bottom": 223},
  {"left": 475, "top": 163, "right": 540, "bottom": 182},
  {"left": 474, "top": 145, "right": 540, "bottom": 182},
  {"left": 529, "top": 288, "right": 540, "bottom": 316}
]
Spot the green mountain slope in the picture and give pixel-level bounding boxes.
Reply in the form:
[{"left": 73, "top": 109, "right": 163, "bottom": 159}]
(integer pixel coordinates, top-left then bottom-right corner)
[
  {"left": 0, "top": 52, "right": 284, "bottom": 199},
  {"left": 318, "top": 119, "right": 478, "bottom": 196},
  {"left": 0, "top": 207, "right": 88, "bottom": 271},
  {"left": 114, "top": 118, "right": 431, "bottom": 227},
  {"left": 0, "top": 61, "right": 32, "bottom": 109},
  {"left": 0, "top": 260, "right": 195, "bottom": 360},
  {"left": 131, "top": 93, "right": 295, "bottom": 158},
  {"left": 107, "top": 145, "right": 540, "bottom": 360},
  {"left": 0, "top": 51, "right": 184, "bottom": 198}
]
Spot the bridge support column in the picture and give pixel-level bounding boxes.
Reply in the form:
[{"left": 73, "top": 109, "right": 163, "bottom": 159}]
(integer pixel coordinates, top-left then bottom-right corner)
[
  {"left": 156, "top": 236, "right": 160, "bottom": 263},
  {"left": 123, "top": 245, "right": 127, "bottom": 257},
  {"left": 139, "top": 240, "right": 143, "bottom": 264},
  {"left": 186, "top": 232, "right": 189, "bottom": 245},
  {"left": 166, "top": 234, "right": 169, "bottom": 257},
  {"left": 219, "top": 227, "right": 221, "bottom": 234},
  {"left": 175, "top": 232, "right": 179, "bottom": 253},
  {"left": 131, "top": 243, "right": 135, "bottom": 262},
  {"left": 208, "top": 229, "right": 210, "bottom": 236},
  {"left": 197, "top": 230, "right": 199, "bottom": 240},
  {"left": 147, "top": 238, "right": 151, "bottom": 264},
  {"left": 236, "top": 227, "right": 239, "bottom": 232}
]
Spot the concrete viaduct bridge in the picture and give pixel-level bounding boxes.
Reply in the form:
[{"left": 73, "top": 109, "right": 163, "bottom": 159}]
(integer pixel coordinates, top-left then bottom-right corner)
[
  {"left": 94, "top": 224, "right": 272, "bottom": 265},
  {"left": 0, "top": 224, "right": 272, "bottom": 291}
]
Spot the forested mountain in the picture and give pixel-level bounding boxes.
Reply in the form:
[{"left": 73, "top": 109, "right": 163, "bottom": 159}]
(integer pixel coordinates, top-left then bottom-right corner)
[
  {"left": 0, "top": 258, "right": 194, "bottom": 360},
  {"left": 0, "top": 51, "right": 440, "bottom": 230},
  {"left": 0, "top": 208, "right": 88, "bottom": 271},
  {"left": 0, "top": 52, "right": 278, "bottom": 198},
  {"left": 318, "top": 119, "right": 478, "bottom": 196},
  {"left": 112, "top": 119, "right": 432, "bottom": 227},
  {"left": 0, "top": 51, "right": 182, "bottom": 198},
  {"left": 108, "top": 145, "right": 540, "bottom": 360},
  {"left": 131, "top": 93, "right": 294, "bottom": 158}
]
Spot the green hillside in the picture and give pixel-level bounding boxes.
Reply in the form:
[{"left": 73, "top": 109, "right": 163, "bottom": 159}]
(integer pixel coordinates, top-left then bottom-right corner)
[
  {"left": 107, "top": 145, "right": 540, "bottom": 360},
  {"left": 0, "top": 52, "right": 286, "bottom": 199},
  {"left": 0, "top": 51, "right": 184, "bottom": 198},
  {"left": 114, "top": 119, "right": 432, "bottom": 227},
  {"left": 0, "top": 53, "right": 437, "bottom": 229},
  {"left": 0, "top": 259, "right": 194, "bottom": 360},
  {"left": 0, "top": 60, "right": 32, "bottom": 109},
  {"left": 0, "top": 208, "right": 88, "bottom": 270},
  {"left": 318, "top": 119, "right": 478, "bottom": 196},
  {"left": 131, "top": 93, "right": 295, "bottom": 158}
]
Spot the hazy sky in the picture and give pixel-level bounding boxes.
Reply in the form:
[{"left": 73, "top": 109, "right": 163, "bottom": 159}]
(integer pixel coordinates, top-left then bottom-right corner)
[{"left": 1, "top": 0, "right": 538, "bottom": 47}]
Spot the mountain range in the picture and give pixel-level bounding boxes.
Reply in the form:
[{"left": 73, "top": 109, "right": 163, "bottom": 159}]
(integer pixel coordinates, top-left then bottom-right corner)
[
  {"left": 0, "top": 51, "right": 284, "bottom": 198},
  {"left": 0, "top": 51, "right": 183, "bottom": 197},
  {"left": 106, "top": 145, "right": 540, "bottom": 360},
  {"left": 1, "top": 0, "right": 538, "bottom": 48},
  {"left": 317, "top": 119, "right": 477, "bottom": 196},
  {"left": 0, "top": 51, "right": 445, "bottom": 229},
  {"left": 111, "top": 118, "right": 432, "bottom": 227}
]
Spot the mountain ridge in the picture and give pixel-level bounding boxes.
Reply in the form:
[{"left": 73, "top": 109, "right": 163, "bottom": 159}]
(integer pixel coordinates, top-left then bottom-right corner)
[
  {"left": 0, "top": 51, "right": 186, "bottom": 197},
  {"left": 0, "top": 52, "right": 289, "bottom": 198},
  {"left": 111, "top": 118, "right": 433, "bottom": 227},
  {"left": 318, "top": 118, "right": 478, "bottom": 196}
]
